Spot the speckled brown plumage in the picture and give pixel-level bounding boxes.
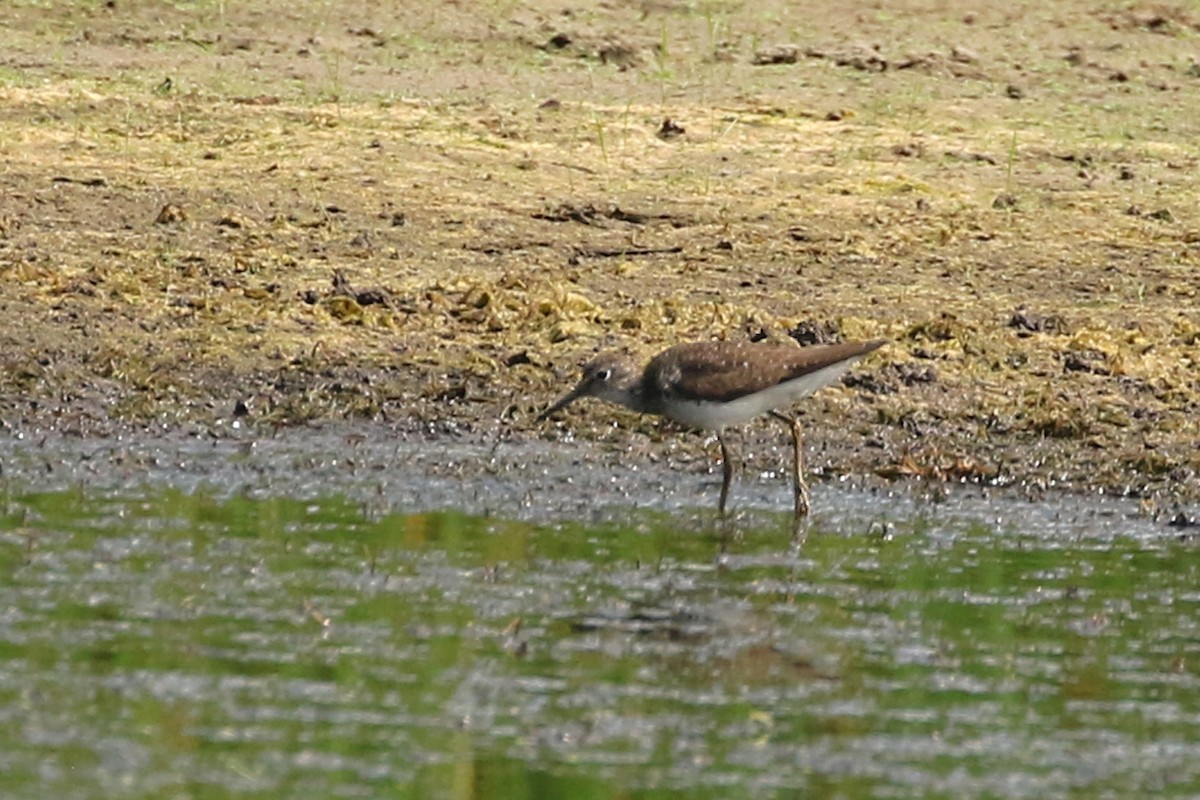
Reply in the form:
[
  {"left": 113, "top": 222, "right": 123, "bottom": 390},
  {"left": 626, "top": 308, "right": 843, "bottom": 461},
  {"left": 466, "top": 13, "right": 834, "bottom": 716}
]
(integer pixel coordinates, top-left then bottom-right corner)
[{"left": 643, "top": 340, "right": 885, "bottom": 405}]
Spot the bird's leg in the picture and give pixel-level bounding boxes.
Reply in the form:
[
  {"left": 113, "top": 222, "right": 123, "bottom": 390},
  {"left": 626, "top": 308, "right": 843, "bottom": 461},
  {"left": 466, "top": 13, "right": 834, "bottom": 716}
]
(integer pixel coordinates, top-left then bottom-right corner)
[
  {"left": 717, "top": 432, "right": 734, "bottom": 516},
  {"left": 770, "top": 411, "right": 810, "bottom": 518}
]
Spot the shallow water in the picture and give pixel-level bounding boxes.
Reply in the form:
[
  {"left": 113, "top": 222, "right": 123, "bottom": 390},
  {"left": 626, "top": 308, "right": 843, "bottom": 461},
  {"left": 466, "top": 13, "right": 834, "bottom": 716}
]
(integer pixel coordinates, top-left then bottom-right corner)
[{"left": 1, "top": 430, "right": 1198, "bottom": 798}]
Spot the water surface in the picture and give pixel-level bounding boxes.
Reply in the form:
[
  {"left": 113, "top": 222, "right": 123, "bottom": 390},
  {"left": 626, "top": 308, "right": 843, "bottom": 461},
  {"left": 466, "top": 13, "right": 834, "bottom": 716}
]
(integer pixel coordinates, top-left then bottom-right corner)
[{"left": 1, "top": 431, "right": 1197, "bottom": 798}]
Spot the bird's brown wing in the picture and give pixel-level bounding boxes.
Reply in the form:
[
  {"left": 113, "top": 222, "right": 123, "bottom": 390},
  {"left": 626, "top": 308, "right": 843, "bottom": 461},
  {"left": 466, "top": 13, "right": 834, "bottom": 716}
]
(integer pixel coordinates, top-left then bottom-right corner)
[{"left": 646, "top": 340, "right": 884, "bottom": 403}]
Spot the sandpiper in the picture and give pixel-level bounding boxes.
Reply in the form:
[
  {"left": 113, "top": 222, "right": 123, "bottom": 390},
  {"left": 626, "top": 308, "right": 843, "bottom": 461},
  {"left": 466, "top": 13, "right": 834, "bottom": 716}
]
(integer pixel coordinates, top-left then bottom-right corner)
[{"left": 538, "top": 339, "right": 885, "bottom": 517}]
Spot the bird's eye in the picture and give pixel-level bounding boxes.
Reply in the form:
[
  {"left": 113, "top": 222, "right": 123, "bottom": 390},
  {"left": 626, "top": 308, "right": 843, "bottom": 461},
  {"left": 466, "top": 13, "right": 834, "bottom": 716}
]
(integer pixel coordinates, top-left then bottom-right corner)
[{"left": 598, "top": 369, "right": 612, "bottom": 381}]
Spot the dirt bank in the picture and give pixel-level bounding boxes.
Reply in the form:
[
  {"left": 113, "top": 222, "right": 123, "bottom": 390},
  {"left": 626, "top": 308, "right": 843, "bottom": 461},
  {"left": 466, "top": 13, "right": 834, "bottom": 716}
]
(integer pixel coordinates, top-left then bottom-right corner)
[{"left": 0, "top": 0, "right": 1196, "bottom": 506}]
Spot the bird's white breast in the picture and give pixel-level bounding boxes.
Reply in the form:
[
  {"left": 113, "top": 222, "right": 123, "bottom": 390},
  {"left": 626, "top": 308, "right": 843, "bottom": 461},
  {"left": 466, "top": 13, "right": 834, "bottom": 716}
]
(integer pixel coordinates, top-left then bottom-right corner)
[{"left": 660, "top": 359, "right": 861, "bottom": 429}]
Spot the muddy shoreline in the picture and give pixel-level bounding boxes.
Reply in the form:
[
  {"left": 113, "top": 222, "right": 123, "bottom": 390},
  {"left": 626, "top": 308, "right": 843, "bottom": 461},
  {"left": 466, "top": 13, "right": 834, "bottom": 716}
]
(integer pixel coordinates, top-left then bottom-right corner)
[{"left": 0, "top": 1, "right": 1196, "bottom": 506}]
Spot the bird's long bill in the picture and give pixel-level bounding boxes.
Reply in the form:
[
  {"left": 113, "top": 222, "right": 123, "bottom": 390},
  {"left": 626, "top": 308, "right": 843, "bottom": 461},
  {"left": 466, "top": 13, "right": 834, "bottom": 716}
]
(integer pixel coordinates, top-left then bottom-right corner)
[{"left": 536, "top": 383, "right": 586, "bottom": 421}]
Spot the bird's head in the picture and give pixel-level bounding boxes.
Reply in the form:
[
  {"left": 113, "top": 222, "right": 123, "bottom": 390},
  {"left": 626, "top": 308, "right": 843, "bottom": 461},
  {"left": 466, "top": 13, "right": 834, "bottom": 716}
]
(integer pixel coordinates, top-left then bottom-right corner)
[{"left": 537, "top": 351, "right": 642, "bottom": 420}]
